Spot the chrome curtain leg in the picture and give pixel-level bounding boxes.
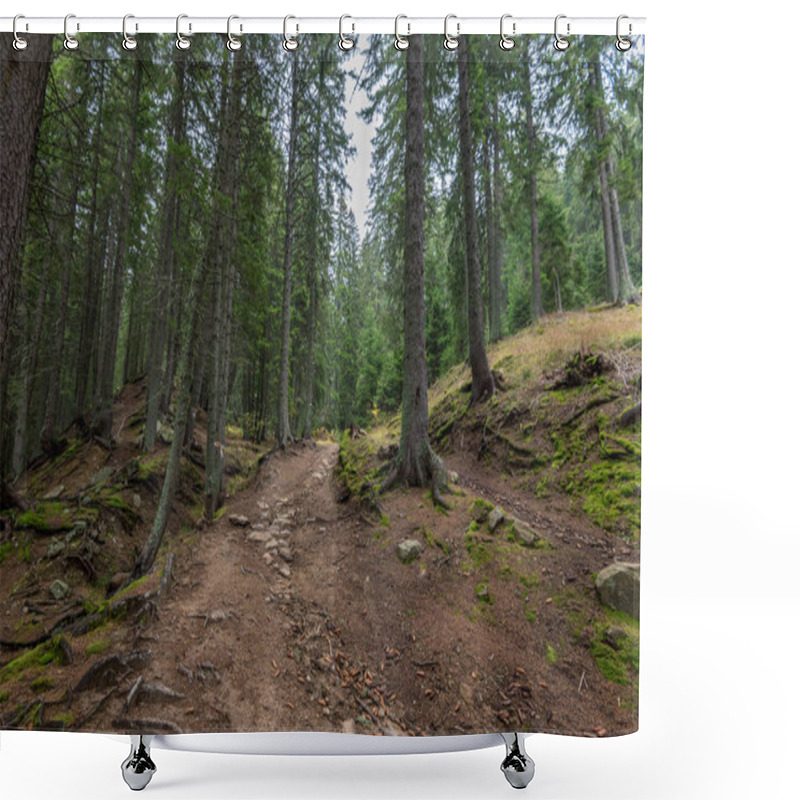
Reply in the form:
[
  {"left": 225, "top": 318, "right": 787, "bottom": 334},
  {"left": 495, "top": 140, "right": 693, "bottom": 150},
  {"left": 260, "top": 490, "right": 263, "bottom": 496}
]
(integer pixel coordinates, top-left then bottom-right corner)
[
  {"left": 121, "top": 735, "right": 157, "bottom": 791},
  {"left": 500, "top": 733, "right": 535, "bottom": 789}
]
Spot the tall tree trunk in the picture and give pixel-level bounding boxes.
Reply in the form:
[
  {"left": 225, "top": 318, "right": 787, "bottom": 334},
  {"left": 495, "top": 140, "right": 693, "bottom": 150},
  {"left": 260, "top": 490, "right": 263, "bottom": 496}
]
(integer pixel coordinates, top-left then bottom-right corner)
[
  {"left": 12, "top": 252, "right": 50, "bottom": 478},
  {"left": 457, "top": 37, "right": 495, "bottom": 404},
  {"left": 0, "top": 34, "right": 53, "bottom": 363},
  {"left": 93, "top": 58, "right": 143, "bottom": 440},
  {"left": 523, "top": 46, "right": 544, "bottom": 323},
  {"left": 144, "top": 59, "right": 186, "bottom": 452},
  {"left": 74, "top": 62, "right": 106, "bottom": 418},
  {"left": 382, "top": 35, "right": 448, "bottom": 507},
  {"left": 301, "top": 59, "right": 326, "bottom": 440},
  {"left": 41, "top": 167, "right": 78, "bottom": 452},
  {"left": 484, "top": 132, "right": 502, "bottom": 343},
  {"left": 607, "top": 159, "right": 638, "bottom": 303},
  {"left": 0, "top": 34, "right": 53, "bottom": 483},
  {"left": 134, "top": 258, "right": 209, "bottom": 578},
  {"left": 278, "top": 54, "right": 299, "bottom": 447},
  {"left": 589, "top": 61, "right": 619, "bottom": 304}
]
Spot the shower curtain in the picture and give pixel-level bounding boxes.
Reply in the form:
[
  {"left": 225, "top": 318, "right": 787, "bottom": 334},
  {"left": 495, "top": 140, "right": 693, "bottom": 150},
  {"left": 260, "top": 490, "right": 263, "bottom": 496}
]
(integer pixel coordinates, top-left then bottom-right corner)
[{"left": 0, "top": 29, "right": 643, "bottom": 740}]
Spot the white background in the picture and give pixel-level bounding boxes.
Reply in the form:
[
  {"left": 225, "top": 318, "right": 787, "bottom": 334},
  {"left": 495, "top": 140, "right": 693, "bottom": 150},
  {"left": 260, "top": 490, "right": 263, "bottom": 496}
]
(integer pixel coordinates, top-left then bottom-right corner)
[{"left": 3, "top": 1, "right": 799, "bottom": 798}]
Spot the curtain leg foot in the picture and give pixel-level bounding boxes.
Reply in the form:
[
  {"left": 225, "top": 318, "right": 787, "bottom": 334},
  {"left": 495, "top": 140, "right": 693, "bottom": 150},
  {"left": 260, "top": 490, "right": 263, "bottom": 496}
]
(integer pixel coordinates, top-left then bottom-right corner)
[
  {"left": 500, "top": 733, "right": 535, "bottom": 789},
  {"left": 121, "top": 735, "right": 157, "bottom": 791}
]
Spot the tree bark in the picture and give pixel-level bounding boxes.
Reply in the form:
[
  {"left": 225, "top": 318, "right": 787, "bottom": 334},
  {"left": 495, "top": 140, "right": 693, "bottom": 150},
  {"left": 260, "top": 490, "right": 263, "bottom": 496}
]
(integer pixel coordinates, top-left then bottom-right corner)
[
  {"left": 93, "top": 57, "right": 143, "bottom": 440},
  {"left": 457, "top": 38, "right": 495, "bottom": 404},
  {"left": 589, "top": 61, "right": 619, "bottom": 304},
  {"left": 0, "top": 34, "right": 53, "bottom": 363},
  {"left": 523, "top": 45, "right": 544, "bottom": 323},
  {"left": 144, "top": 59, "right": 186, "bottom": 452},
  {"left": 382, "top": 35, "right": 448, "bottom": 506},
  {"left": 278, "top": 54, "right": 299, "bottom": 448}
]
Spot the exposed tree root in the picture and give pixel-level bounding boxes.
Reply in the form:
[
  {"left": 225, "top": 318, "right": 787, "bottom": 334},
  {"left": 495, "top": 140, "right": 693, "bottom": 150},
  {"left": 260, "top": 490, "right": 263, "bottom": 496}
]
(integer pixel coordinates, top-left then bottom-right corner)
[{"left": 380, "top": 438, "right": 451, "bottom": 510}]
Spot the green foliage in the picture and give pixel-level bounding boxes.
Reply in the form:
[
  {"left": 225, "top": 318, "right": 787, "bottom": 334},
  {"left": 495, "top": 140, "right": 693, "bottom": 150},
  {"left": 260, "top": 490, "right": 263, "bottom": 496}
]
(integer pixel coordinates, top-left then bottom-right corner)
[{"left": 545, "top": 643, "right": 558, "bottom": 665}]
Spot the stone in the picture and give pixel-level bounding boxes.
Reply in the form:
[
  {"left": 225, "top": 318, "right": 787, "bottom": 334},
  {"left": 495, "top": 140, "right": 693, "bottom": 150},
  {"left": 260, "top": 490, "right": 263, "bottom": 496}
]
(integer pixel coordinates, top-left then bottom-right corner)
[
  {"left": 43, "top": 484, "right": 65, "bottom": 500},
  {"left": 278, "top": 548, "right": 293, "bottom": 563},
  {"left": 487, "top": 507, "right": 505, "bottom": 533},
  {"left": 396, "top": 539, "right": 424, "bottom": 564},
  {"left": 278, "top": 565, "right": 291, "bottom": 580},
  {"left": 511, "top": 518, "right": 543, "bottom": 548},
  {"left": 46, "top": 539, "right": 65, "bottom": 559},
  {"left": 342, "top": 718, "right": 357, "bottom": 735},
  {"left": 262, "top": 552, "right": 274, "bottom": 566},
  {"left": 50, "top": 579, "right": 71, "bottom": 601},
  {"left": 246, "top": 530, "right": 272, "bottom": 543},
  {"left": 118, "top": 457, "right": 141, "bottom": 482},
  {"left": 448, "top": 471, "right": 459, "bottom": 485},
  {"left": 251, "top": 522, "right": 266, "bottom": 531},
  {"left": 229, "top": 514, "right": 250, "bottom": 527},
  {"left": 604, "top": 626, "right": 630, "bottom": 650},
  {"left": 90, "top": 466, "right": 115, "bottom": 487},
  {"left": 157, "top": 420, "right": 174, "bottom": 444},
  {"left": 132, "top": 493, "right": 142, "bottom": 509},
  {"left": 595, "top": 562, "right": 640, "bottom": 619}
]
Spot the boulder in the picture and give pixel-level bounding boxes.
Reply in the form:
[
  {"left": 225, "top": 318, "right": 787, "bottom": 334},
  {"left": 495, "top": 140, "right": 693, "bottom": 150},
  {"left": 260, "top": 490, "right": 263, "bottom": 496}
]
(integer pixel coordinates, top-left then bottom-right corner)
[
  {"left": 487, "top": 507, "right": 505, "bottom": 533},
  {"left": 43, "top": 484, "right": 65, "bottom": 500},
  {"left": 511, "top": 518, "right": 542, "bottom": 548},
  {"left": 595, "top": 562, "right": 640, "bottom": 619},
  {"left": 132, "top": 493, "right": 142, "bottom": 509},
  {"left": 396, "top": 539, "right": 424, "bottom": 564},
  {"left": 229, "top": 514, "right": 250, "bottom": 527},
  {"left": 47, "top": 539, "right": 66, "bottom": 559},
  {"left": 50, "top": 579, "right": 71, "bottom": 601},
  {"left": 90, "top": 466, "right": 115, "bottom": 487}
]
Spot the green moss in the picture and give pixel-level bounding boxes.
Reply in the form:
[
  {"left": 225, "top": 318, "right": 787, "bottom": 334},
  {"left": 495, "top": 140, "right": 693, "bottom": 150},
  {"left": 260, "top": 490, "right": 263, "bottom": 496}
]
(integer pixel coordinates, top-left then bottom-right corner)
[
  {"left": 0, "top": 541, "right": 14, "bottom": 565},
  {"left": 590, "top": 641, "right": 629, "bottom": 684},
  {"left": 519, "top": 572, "right": 540, "bottom": 591},
  {"left": 420, "top": 526, "right": 451, "bottom": 556},
  {"left": 469, "top": 498, "right": 494, "bottom": 523},
  {"left": 52, "top": 711, "right": 75, "bottom": 727},
  {"left": 86, "top": 639, "right": 110, "bottom": 656},
  {"left": 534, "top": 477, "right": 550, "bottom": 498},
  {"left": 581, "top": 461, "right": 641, "bottom": 534},
  {"left": 213, "top": 505, "right": 228, "bottom": 521},
  {"left": 379, "top": 513, "right": 391, "bottom": 528},
  {"left": 475, "top": 582, "right": 492, "bottom": 603},
  {"left": 524, "top": 608, "right": 537, "bottom": 624},
  {"left": 0, "top": 637, "right": 70, "bottom": 684},
  {"left": 545, "top": 643, "right": 558, "bottom": 665},
  {"left": 14, "top": 502, "right": 74, "bottom": 532},
  {"left": 30, "top": 676, "right": 55, "bottom": 693}
]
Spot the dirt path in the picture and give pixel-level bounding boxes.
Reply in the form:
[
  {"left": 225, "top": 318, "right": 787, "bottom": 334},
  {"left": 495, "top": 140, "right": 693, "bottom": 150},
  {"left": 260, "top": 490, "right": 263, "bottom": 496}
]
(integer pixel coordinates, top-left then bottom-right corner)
[{"left": 81, "top": 438, "right": 637, "bottom": 738}]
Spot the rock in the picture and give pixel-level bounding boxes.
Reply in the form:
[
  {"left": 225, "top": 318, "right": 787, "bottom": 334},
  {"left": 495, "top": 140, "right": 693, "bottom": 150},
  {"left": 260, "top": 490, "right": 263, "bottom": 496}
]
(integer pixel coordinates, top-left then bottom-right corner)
[
  {"left": 43, "top": 484, "right": 65, "bottom": 500},
  {"left": 118, "top": 457, "right": 140, "bottom": 482},
  {"left": 396, "top": 539, "right": 424, "bottom": 564},
  {"left": 50, "top": 579, "right": 71, "bottom": 601},
  {"left": 278, "top": 565, "right": 291, "bottom": 580},
  {"left": 132, "top": 493, "right": 142, "bottom": 509},
  {"left": 471, "top": 500, "right": 493, "bottom": 524},
  {"left": 251, "top": 522, "right": 266, "bottom": 531},
  {"left": 229, "top": 514, "right": 250, "bottom": 527},
  {"left": 604, "top": 626, "right": 630, "bottom": 650},
  {"left": 487, "top": 507, "right": 505, "bottom": 533},
  {"left": 511, "top": 518, "right": 543, "bottom": 548},
  {"left": 262, "top": 552, "right": 274, "bottom": 566},
  {"left": 246, "top": 530, "right": 272, "bottom": 543},
  {"left": 476, "top": 582, "right": 491, "bottom": 602},
  {"left": 342, "top": 718, "right": 357, "bottom": 734},
  {"left": 595, "top": 563, "right": 640, "bottom": 619},
  {"left": 156, "top": 420, "right": 174, "bottom": 444},
  {"left": 108, "top": 572, "right": 129, "bottom": 593},
  {"left": 278, "top": 547, "right": 293, "bottom": 563},
  {"left": 448, "top": 471, "right": 459, "bottom": 485},
  {"left": 90, "top": 466, "right": 115, "bottom": 487},
  {"left": 47, "top": 539, "right": 66, "bottom": 559}
]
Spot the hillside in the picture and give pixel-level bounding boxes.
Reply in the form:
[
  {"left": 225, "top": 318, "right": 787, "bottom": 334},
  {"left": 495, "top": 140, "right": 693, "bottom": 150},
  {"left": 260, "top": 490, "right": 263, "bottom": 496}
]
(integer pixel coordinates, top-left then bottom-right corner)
[{"left": 0, "top": 306, "right": 641, "bottom": 738}]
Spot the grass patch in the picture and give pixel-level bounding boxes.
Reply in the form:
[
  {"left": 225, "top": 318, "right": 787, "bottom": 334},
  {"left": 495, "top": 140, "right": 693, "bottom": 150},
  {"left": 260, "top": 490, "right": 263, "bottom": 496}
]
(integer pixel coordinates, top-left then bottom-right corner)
[
  {"left": 545, "top": 643, "right": 558, "bottom": 665},
  {"left": 30, "top": 676, "right": 55, "bottom": 693},
  {"left": 0, "top": 637, "right": 71, "bottom": 684},
  {"left": 85, "top": 639, "right": 110, "bottom": 656},
  {"left": 581, "top": 461, "right": 641, "bottom": 535}
]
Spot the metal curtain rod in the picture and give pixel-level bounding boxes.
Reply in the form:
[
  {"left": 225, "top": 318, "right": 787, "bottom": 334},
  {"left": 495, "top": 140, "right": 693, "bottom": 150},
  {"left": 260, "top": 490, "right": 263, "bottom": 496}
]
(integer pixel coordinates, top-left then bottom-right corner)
[{"left": 0, "top": 15, "right": 646, "bottom": 37}]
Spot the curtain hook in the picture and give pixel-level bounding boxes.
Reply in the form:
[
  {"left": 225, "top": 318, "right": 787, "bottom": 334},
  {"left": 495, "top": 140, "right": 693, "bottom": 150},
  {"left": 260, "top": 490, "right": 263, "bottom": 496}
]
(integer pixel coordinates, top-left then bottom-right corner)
[
  {"left": 12, "top": 14, "right": 28, "bottom": 51},
  {"left": 443, "top": 13, "right": 459, "bottom": 51},
  {"left": 176, "top": 14, "right": 191, "bottom": 50},
  {"left": 64, "top": 13, "right": 79, "bottom": 51},
  {"left": 394, "top": 15, "right": 409, "bottom": 51},
  {"left": 339, "top": 14, "right": 355, "bottom": 51},
  {"left": 283, "top": 15, "right": 298, "bottom": 51},
  {"left": 616, "top": 15, "right": 632, "bottom": 51},
  {"left": 122, "top": 14, "right": 138, "bottom": 51},
  {"left": 499, "top": 13, "right": 515, "bottom": 50},
  {"left": 227, "top": 15, "right": 242, "bottom": 51},
  {"left": 554, "top": 14, "right": 570, "bottom": 51}
]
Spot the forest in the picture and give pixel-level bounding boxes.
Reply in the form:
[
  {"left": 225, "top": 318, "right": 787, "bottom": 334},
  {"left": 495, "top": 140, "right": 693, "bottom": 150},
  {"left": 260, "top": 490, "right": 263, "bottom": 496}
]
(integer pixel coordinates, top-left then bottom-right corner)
[{"left": 0, "top": 33, "right": 643, "bottom": 737}]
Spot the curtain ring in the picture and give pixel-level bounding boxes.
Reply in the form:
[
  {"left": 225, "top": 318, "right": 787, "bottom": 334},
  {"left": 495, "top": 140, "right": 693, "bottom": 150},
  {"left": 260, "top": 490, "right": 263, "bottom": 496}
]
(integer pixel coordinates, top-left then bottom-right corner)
[
  {"left": 64, "top": 13, "right": 79, "bottom": 51},
  {"left": 554, "top": 14, "right": 570, "bottom": 51},
  {"left": 443, "top": 14, "right": 459, "bottom": 51},
  {"left": 616, "top": 15, "right": 632, "bottom": 51},
  {"left": 176, "top": 14, "right": 191, "bottom": 50},
  {"left": 283, "top": 15, "right": 298, "bottom": 51},
  {"left": 227, "top": 15, "right": 242, "bottom": 51},
  {"left": 339, "top": 14, "right": 355, "bottom": 51},
  {"left": 394, "top": 15, "right": 410, "bottom": 51},
  {"left": 499, "top": 13, "right": 515, "bottom": 50},
  {"left": 122, "top": 14, "right": 138, "bottom": 51},
  {"left": 12, "top": 14, "right": 28, "bottom": 51}
]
